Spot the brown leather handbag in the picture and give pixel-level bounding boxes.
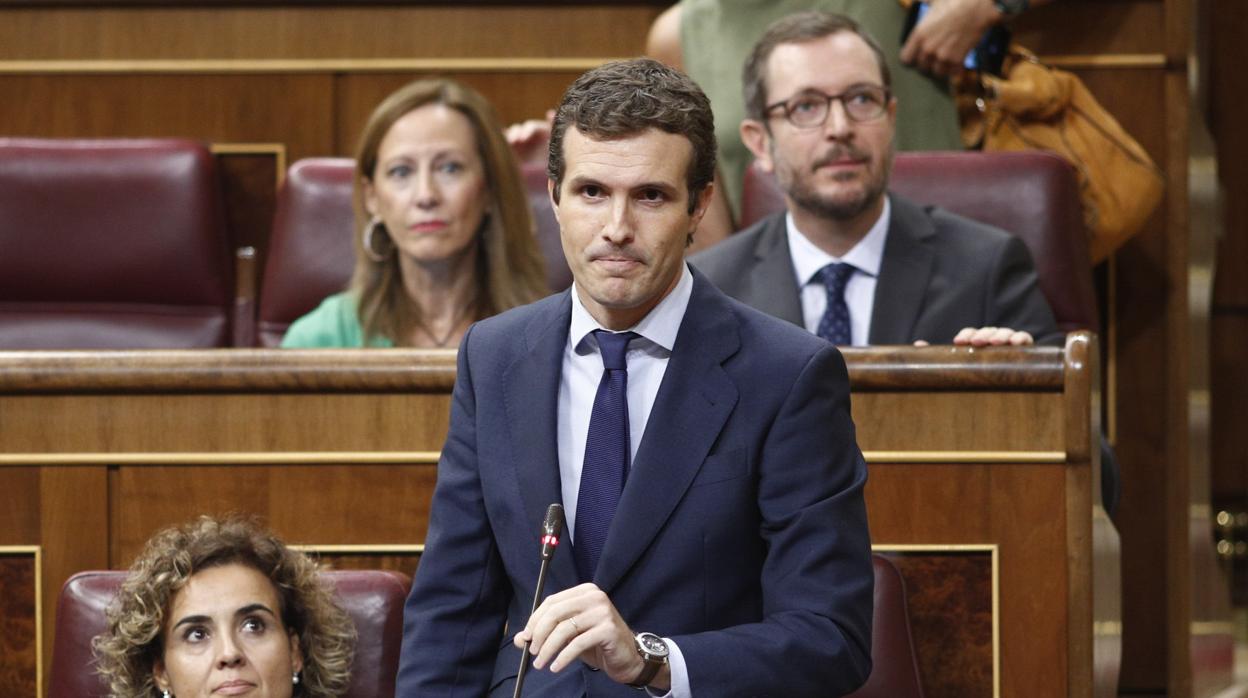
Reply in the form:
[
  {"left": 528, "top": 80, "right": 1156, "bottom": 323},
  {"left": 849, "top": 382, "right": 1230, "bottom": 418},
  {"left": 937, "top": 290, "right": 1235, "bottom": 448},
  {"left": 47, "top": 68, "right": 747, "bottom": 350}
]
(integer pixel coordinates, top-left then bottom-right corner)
[{"left": 957, "top": 45, "right": 1164, "bottom": 262}]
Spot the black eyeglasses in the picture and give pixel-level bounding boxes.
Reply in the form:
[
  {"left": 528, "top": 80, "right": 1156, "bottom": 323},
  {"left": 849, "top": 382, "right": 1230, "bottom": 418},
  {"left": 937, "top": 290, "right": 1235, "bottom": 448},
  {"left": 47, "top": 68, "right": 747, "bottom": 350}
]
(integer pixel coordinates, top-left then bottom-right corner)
[{"left": 764, "top": 85, "right": 892, "bottom": 129}]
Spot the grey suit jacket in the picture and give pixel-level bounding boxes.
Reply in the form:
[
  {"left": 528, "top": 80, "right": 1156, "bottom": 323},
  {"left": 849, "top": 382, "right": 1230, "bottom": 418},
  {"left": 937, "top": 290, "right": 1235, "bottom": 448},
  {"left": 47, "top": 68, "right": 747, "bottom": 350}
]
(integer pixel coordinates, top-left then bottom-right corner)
[{"left": 689, "top": 194, "right": 1060, "bottom": 345}]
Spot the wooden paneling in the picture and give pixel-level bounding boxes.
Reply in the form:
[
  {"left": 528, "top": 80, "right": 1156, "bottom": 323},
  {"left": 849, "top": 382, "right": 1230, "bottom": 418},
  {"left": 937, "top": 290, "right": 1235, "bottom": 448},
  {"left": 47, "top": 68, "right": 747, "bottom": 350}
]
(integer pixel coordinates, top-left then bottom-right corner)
[
  {"left": 333, "top": 72, "right": 582, "bottom": 154},
  {"left": 39, "top": 467, "right": 107, "bottom": 690},
  {"left": 0, "top": 551, "right": 39, "bottom": 697},
  {"left": 0, "top": 341, "right": 1115, "bottom": 697},
  {"left": 0, "top": 393, "right": 449, "bottom": 454},
  {"left": 113, "top": 464, "right": 439, "bottom": 566},
  {"left": 870, "top": 463, "right": 1069, "bottom": 696},
  {"left": 889, "top": 552, "right": 994, "bottom": 698},
  {"left": 0, "top": 6, "right": 660, "bottom": 61},
  {"left": 1015, "top": 1, "right": 1168, "bottom": 57},
  {"left": 0, "top": 74, "right": 335, "bottom": 162},
  {"left": 215, "top": 148, "right": 281, "bottom": 264}
]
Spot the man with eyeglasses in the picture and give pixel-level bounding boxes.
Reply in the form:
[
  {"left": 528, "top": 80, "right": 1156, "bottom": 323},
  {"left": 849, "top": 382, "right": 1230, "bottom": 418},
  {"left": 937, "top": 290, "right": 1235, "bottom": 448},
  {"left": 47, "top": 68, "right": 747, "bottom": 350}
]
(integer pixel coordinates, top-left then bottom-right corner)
[{"left": 691, "top": 11, "right": 1058, "bottom": 348}]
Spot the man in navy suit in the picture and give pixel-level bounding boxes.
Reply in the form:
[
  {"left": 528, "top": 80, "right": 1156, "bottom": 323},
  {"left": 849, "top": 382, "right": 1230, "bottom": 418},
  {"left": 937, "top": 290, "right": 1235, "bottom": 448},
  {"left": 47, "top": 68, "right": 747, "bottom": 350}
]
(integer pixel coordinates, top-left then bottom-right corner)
[{"left": 397, "top": 58, "right": 873, "bottom": 697}]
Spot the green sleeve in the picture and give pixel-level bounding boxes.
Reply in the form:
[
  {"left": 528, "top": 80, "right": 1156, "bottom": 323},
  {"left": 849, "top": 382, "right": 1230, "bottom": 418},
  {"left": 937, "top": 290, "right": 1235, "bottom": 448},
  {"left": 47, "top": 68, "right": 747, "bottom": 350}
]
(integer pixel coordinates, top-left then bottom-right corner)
[{"left": 280, "top": 292, "right": 388, "bottom": 348}]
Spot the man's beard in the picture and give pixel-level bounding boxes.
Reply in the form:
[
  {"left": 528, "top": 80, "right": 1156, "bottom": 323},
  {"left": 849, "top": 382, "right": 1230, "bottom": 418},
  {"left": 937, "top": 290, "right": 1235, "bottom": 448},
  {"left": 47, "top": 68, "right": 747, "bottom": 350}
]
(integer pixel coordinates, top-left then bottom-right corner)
[{"left": 777, "top": 144, "right": 892, "bottom": 222}]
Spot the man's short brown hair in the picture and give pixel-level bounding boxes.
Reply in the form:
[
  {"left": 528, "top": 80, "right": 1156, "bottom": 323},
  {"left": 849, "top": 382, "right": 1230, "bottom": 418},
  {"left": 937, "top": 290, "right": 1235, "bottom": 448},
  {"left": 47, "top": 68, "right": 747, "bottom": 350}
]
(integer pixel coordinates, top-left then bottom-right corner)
[
  {"left": 743, "top": 11, "right": 892, "bottom": 122},
  {"left": 547, "top": 57, "right": 716, "bottom": 213}
]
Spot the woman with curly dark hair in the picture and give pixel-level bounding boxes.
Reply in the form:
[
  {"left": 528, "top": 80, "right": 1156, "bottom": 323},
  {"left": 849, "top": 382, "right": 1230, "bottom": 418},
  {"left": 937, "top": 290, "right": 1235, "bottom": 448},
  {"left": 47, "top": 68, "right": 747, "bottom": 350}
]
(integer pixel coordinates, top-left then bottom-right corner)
[{"left": 93, "top": 515, "right": 355, "bottom": 697}]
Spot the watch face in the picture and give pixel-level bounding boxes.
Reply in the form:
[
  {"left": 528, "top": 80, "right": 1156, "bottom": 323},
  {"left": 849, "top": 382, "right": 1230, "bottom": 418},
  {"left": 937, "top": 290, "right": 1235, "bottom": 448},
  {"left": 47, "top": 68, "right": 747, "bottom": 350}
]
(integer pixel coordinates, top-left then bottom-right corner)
[{"left": 637, "top": 633, "right": 669, "bottom": 658}]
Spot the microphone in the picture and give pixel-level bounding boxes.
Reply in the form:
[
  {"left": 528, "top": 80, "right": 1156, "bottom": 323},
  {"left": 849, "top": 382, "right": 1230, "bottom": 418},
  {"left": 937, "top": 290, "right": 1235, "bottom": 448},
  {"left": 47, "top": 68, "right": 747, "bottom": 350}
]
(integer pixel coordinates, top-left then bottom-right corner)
[{"left": 514, "top": 504, "right": 564, "bottom": 698}]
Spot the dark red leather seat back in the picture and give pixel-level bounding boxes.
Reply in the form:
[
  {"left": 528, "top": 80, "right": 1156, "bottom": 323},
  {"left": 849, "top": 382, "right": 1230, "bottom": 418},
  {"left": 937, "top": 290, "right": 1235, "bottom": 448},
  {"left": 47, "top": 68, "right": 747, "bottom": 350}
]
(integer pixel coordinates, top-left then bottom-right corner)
[
  {"left": 740, "top": 150, "right": 1098, "bottom": 333},
  {"left": 522, "top": 162, "right": 574, "bottom": 292},
  {"left": 0, "top": 138, "right": 234, "bottom": 348},
  {"left": 49, "top": 569, "right": 410, "bottom": 698},
  {"left": 256, "top": 158, "right": 357, "bottom": 347},
  {"left": 847, "top": 554, "right": 926, "bottom": 698}
]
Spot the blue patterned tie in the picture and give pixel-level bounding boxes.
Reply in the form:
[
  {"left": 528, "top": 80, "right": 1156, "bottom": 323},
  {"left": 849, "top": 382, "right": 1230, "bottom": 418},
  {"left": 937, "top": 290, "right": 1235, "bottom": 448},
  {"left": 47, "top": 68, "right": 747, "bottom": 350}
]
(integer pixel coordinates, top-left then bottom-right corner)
[
  {"left": 574, "top": 330, "right": 637, "bottom": 583},
  {"left": 815, "top": 262, "right": 856, "bottom": 345}
]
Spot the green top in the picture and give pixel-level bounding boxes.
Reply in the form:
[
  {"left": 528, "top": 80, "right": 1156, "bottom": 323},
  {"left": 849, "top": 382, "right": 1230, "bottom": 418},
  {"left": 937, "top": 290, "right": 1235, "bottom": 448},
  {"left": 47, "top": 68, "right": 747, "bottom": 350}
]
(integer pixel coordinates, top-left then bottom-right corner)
[
  {"left": 280, "top": 292, "right": 394, "bottom": 348},
  {"left": 679, "top": 0, "right": 963, "bottom": 219}
]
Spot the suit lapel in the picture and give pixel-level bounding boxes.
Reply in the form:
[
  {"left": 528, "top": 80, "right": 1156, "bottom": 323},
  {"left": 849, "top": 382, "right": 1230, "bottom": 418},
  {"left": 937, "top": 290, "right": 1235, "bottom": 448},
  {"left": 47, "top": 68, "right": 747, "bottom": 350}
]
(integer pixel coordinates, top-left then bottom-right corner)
[
  {"left": 869, "top": 195, "right": 936, "bottom": 344},
  {"left": 747, "top": 215, "right": 805, "bottom": 328},
  {"left": 594, "top": 271, "right": 740, "bottom": 594},
  {"left": 503, "top": 293, "right": 579, "bottom": 590}
]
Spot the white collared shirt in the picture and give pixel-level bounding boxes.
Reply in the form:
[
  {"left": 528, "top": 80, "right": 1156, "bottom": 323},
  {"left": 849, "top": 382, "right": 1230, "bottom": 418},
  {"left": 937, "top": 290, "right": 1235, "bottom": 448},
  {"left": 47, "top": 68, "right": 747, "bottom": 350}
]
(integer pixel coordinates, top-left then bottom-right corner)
[
  {"left": 556, "top": 263, "right": 694, "bottom": 698},
  {"left": 787, "top": 197, "right": 891, "bottom": 346}
]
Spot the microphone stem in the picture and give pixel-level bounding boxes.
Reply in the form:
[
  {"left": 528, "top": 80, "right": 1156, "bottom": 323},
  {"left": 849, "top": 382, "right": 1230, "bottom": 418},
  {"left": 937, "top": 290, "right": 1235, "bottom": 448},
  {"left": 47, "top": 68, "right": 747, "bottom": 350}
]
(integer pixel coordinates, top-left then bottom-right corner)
[{"left": 513, "top": 554, "right": 554, "bottom": 698}]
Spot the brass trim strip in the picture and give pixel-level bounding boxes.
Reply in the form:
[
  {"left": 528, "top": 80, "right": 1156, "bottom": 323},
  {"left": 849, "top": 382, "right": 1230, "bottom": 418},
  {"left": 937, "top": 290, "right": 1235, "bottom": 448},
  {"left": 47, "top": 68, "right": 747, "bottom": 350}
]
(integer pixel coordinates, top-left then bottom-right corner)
[
  {"left": 873, "top": 544, "right": 999, "bottom": 697},
  {"left": 1191, "top": 621, "right": 1235, "bottom": 636},
  {"left": 0, "top": 57, "right": 614, "bottom": 75},
  {"left": 0, "top": 451, "right": 441, "bottom": 465},
  {"left": 0, "top": 546, "right": 42, "bottom": 698},
  {"left": 291, "top": 544, "right": 424, "bottom": 555},
  {"left": 864, "top": 450, "right": 1065, "bottom": 463},
  {"left": 0, "top": 54, "right": 1167, "bottom": 75},
  {"left": 1042, "top": 54, "right": 1168, "bottom": 69},
  {"left": 873, "top": 543, "right": 998, "bottom": 552},
  {"left": 0, "top": 450, "right": 1066, "bottom": 466},
  {"left": 210, "top": 142, "right": 288, "bottom": 187}
]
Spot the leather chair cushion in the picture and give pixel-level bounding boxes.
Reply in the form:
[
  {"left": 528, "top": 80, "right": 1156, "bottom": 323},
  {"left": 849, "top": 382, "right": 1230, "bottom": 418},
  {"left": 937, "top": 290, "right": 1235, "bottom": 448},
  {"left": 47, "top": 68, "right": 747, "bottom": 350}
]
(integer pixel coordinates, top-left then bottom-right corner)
[{"left": 0, "top": 138, "right": 234, "bottom": 348}]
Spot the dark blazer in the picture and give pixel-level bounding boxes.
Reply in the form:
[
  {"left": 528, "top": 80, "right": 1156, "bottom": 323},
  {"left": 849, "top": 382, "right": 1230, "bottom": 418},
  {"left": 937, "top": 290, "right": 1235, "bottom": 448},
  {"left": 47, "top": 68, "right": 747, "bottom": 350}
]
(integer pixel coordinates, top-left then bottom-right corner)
[
  {"left": 397, "top": 268, "right": 873, "bottom": 697},
  {"left": 689, "top": 194, "right": 1061, "bottom": 345}
]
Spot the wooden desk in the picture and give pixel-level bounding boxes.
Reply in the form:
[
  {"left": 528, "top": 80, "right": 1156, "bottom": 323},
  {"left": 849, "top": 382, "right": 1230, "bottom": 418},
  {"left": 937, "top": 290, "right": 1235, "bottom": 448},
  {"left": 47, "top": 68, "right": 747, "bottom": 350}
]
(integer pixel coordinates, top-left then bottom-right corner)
[{"left": 0, "top": 334, "right": 1117, "bottom": 697}]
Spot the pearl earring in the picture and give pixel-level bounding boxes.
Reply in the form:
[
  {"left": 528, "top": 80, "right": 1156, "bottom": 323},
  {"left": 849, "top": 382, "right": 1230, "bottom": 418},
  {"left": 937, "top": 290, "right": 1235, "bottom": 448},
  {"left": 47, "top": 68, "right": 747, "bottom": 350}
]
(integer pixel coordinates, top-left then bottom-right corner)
[
  {"left": 292, "top": 671, "right": 301, "bottom": 685},
  {"left": 162, "top": 691, "right": 171, "bottom": 698}
]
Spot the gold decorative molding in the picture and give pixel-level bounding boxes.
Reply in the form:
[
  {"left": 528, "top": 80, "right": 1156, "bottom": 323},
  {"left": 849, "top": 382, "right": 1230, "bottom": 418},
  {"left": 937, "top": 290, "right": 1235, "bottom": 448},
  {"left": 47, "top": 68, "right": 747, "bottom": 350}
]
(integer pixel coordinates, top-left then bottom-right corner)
[
  {"left": 291, "top": 544, "right": 424, "bottom": 555},
  {"left": 0, "top": 546, "right": 42, "bottom": 698},
  {"left": 1042, "top": 53, "right": 1168, "bottom": 69},
  {"left": 0, "top": 451, "right": 441, "bottom": 466},
  {"left": 863, "top": 450, "right": 1066, "bottom": 464},
  {"left": 210, "top": 142, "right": 287, "bottom": 188},
  {"left": 1191, "top": 621, "right": 1236, "bottom": 636},
  {"left": 0, "top": 54, "right": 1168, "bottom": 77},
  {"left": 874, "top": 544, "right": 999, "bottom": 698},
  {"left": 0, "top": 57, "right": 616, "bottom": 75},
  {"left": 0, "top": 449, "right": 1068, "bottom": 466}
]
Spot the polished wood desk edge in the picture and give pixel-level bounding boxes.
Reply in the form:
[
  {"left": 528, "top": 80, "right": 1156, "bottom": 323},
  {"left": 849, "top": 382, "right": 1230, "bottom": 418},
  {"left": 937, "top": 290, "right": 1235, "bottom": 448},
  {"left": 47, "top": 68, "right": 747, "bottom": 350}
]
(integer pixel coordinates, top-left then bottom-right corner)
[{"left": 0, "top": 340, "right": 1087, "bottom": 393}]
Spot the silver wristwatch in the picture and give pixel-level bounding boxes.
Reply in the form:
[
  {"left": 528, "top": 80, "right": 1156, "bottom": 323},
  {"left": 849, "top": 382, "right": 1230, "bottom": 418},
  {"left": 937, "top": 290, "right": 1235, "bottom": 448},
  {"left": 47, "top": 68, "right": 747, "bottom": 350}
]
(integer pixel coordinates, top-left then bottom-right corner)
[{"left": 627, "top": 632, "right": 670, "bottom": 689}]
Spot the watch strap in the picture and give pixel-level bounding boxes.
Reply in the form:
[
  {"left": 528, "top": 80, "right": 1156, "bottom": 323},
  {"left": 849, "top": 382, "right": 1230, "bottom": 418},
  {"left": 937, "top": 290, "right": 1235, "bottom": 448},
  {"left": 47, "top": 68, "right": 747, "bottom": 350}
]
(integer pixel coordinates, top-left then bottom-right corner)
[{"left": 628, "top": 658, "right": 664, "bottom": 689}]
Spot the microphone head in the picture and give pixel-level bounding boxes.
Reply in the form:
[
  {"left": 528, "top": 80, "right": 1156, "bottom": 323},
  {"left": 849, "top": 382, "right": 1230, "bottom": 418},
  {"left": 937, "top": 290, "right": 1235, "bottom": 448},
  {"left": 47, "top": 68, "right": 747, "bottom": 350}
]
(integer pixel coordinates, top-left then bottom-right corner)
[{"left": 543, "top": 503, "right": 565, "bottom": 538}]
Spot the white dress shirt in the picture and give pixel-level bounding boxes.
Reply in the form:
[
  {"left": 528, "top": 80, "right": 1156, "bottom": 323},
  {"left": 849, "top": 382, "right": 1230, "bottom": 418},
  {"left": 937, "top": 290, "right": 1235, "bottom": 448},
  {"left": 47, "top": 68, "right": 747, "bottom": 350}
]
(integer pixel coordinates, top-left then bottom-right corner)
[
  {"left": 556, "top": 263, "right": 694, "bottom": 698},
  {"left": 787, "top": 197, "right": 891, "bottom": 346}
]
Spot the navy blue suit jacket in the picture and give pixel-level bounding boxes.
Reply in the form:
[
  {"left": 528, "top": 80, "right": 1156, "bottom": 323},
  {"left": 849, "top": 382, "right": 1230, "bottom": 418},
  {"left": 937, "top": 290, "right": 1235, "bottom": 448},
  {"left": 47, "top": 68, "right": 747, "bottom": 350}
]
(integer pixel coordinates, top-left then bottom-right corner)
[{"left": 397, "top": 268, "right": 873, "bottom": 697}]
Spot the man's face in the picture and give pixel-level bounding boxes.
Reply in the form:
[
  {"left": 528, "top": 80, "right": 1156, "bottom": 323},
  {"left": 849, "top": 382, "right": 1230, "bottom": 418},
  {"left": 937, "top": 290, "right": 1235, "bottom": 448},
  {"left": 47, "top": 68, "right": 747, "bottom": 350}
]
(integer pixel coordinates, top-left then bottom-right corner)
[
  {"left": 551, "top": 127, "right": 711, "bottom": 330},
  {"left": 742, "top": 32, "right": 896, "bottom": 224}
]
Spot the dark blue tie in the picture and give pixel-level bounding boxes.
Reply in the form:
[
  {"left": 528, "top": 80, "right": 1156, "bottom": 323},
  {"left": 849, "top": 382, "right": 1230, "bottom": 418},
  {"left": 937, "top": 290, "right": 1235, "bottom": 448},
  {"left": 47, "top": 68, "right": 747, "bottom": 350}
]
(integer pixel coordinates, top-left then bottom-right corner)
[
  {"left": 574, "top": 329, "right": 637, "bottom": 583},
  {"left": 815, "top": 262, "right": 856, "bottom": 345}
]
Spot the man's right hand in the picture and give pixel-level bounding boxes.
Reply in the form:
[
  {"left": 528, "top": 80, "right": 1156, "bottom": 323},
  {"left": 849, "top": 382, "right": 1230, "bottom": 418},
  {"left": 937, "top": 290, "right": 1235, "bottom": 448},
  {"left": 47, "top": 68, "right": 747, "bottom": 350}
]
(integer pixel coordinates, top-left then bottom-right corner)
[{"left": 512, "top": 582, "right": 672, "bottom": 691}]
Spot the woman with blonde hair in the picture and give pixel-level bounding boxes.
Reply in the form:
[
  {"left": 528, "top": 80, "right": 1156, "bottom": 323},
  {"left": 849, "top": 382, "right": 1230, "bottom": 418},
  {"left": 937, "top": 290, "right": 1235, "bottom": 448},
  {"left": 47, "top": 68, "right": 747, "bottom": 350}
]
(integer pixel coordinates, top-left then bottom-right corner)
[
  {"left": 283, "top": 78, "right": 549, "bottom": 347},
  {"left": 93, "top": 515, "right": 356, "bottom": 697}
]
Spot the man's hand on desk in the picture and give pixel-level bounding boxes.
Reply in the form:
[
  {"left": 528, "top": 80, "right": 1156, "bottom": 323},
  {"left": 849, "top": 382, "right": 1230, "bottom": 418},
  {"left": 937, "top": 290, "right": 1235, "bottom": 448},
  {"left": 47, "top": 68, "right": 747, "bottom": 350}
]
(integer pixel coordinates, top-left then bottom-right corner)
[
  {"left": 513, "top": 582, "right": 672, "bottom": 691},
  {"left": 913, "top": 326, "right": 1036, "bottom": 347}
]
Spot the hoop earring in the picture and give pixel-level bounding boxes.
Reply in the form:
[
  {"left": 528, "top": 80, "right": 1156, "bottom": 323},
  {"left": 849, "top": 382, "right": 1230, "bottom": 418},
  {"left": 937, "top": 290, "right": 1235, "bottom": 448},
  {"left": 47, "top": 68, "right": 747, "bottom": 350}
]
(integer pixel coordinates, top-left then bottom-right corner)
[{"left": 362, "top": 216, "right": 390, "bottom": 263}]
